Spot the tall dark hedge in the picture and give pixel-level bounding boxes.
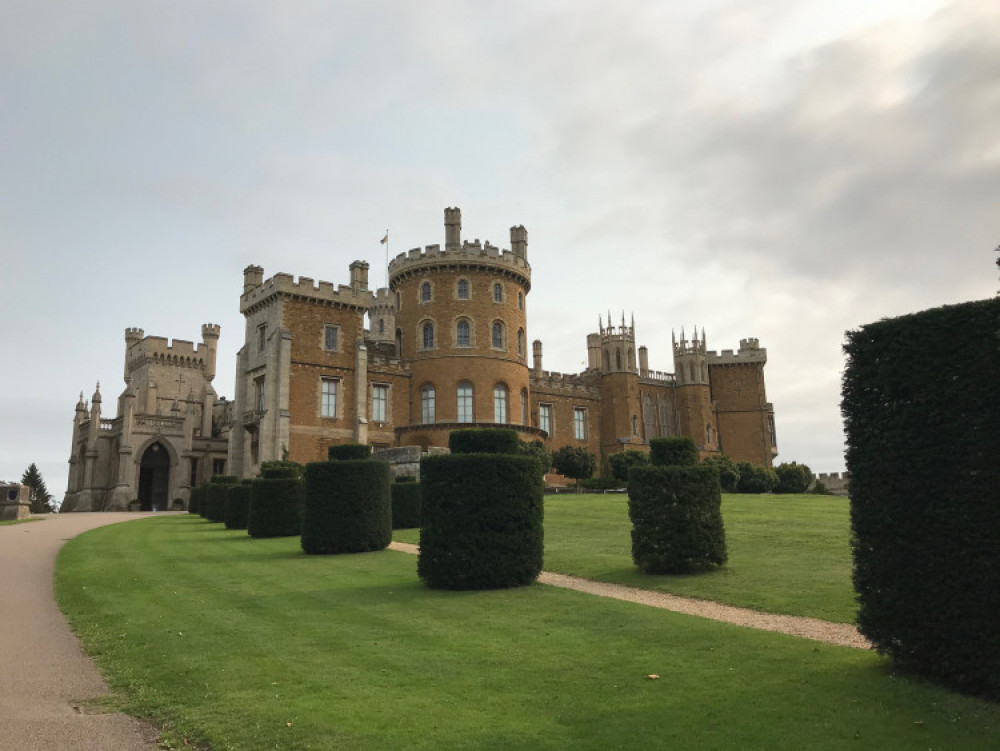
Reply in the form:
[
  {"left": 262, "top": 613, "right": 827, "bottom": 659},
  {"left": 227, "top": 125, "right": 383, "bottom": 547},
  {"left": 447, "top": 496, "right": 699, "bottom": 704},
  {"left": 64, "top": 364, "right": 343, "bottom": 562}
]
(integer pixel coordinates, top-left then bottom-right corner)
[
  {"left": 248, "top": 473, "right": 304, "bottom": 539},
  {"left": 301, "top": 460, "right": 391, "bottom": 554},
  {"left": 628, "top": 464, "right": 727, "bottom": 573},
  {"left": 204, "top": 475, "right": 239, "bottom": 523},
  {"left": 649, "top": 437, "right": 697, "bottom": 467},
  {"left": 328, "top": 444, "right": 372, "bottom": 461},
  {"left": 843, "top": 297, "right": 1000, "bottom": 699},
  {"left": 224, "top": 481, "right": 253, "bottom": 530},
  {"left": 391, "top": 482, "right": 422, "bottom": 529},
  {"left": 188, "top": 484, "right": 206, "bottom": 515},
  {"left": 449, "top": 428, "right": 520, "bottom": 455},
  {"left": 418, "top": 454, "right": 543, "bottom": 590}
]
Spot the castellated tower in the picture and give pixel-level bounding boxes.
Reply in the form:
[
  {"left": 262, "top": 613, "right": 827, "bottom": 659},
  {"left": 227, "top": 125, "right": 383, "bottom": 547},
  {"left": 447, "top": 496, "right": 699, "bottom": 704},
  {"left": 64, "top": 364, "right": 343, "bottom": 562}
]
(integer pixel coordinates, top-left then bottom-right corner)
[
  {"left": 367, "top": 288, "right": 396, "bottom": 350},
  {"left": 673, "top": 327, "right": 720, "bottom": 458},
  {"left": 593, "top": 314, "right": 644, "bottom": 454},
  {"left": 388, "top": 206, "right": 534, "bottom": 447}
]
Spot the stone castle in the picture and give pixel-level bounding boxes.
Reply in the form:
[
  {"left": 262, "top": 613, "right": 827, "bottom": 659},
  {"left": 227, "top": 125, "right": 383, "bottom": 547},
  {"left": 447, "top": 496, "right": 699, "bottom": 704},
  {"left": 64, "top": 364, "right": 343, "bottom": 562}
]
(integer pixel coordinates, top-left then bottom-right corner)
[{"left": 64, "top": 207, "right": 776, "bottom": 510}]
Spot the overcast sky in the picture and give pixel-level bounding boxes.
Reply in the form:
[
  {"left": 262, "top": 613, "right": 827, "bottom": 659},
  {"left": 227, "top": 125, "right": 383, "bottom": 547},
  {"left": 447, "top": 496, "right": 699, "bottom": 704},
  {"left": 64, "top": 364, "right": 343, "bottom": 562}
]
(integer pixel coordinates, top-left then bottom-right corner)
[{"left": 2, "top": 0, "right": 997, "bottom": 502}]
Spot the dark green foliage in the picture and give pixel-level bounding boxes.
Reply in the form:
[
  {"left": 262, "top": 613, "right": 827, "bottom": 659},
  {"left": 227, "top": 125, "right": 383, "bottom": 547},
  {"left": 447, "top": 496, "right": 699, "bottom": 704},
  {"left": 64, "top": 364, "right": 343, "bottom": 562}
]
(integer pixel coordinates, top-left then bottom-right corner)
[
  {"left": 188, "top": 484, "right": 206, "bottom": 515},
  {"left": 391, "top": 482, "right": 422, "bottom": 529},
  {"left": 21, "top": 463, "right": 56, "bottom": 513},
  {"left": 449, "top": 428, "right": 520, "bottom": 455},
  {"left": 260, "top": 461, "right": 303, "bottom": 479},
  {"left": 301, "top": 460, "right": 391, "bottom": 554},
  {"left": 248, "top": 475, "right": 304, "bottom": 539},
  {"left": 518, "top": 438, "right": 552, "bottom": 474},
  {"left": 204, "top": 476, "right": 239, "bottom": 522},
  {"left": 550, "top": 446, "right": 596, "bottom": 491},
  {"left": 579, "top": 476, "right": 621, "bottom": 491},
  {"left": 608, "top": 450, "right": 649, "bottom": 483},
  {"left": 702, "top": 454, "right": 740, "bottom": 492},
  {"left": 327, "top": 444, "right": 372, "bottom": 461},
  {"left": 735, "top": 462, "right": 778, "bottom": 493},
  {"left": 774, "top": 462, "right": 814, "bottom": 494},
  {"left": 394, "top": 474, "right": 416, "bottom": 483},
  {"left": 224, "top": 482, "right": 253, "bottom": 530},
  {"left": 418, "top": 454, "right": 543, "bottom": 590},
  {"left": 628, "top": 464, "right": 727, "bottom": 573},
  {"left": 649, "top": 437, "right": 697, "bottom": 467},
  {"left": 843, "top": 297, "right": 1000, "bottom": 699}
]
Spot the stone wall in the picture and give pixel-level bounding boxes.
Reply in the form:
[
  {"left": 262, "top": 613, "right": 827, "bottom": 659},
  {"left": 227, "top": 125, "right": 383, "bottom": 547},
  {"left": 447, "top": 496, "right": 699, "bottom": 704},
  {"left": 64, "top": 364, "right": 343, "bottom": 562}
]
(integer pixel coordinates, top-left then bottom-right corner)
[
  {"left": 0, "top": 483, "right": 31, "bottom": 521},
  {"left": 373, "top": 445, "right": 450, "bottom": 481}
]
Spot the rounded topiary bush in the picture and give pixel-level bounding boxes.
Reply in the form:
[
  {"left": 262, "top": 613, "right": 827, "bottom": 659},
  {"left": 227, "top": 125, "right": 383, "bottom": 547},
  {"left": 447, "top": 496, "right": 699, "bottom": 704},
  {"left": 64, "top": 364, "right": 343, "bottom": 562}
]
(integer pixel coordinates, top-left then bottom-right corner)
[
  {"left": 391, "top": 481, "right": 422, "bottom": 529},
  {"left": 649, "top": 437, "right": 697, "bottom": 467},
  {"left": 327, "top": 444, "right": 372, "bottom": 461},
  {"left": 224, "top": 481, "right": 253, "bottom": 530},
  {"left": 248, "top": 464, "right": 304, "bottom": 538},
  {"left": 188, "top": 484, "right": 207, "bottom": 515},
  {"left": 204, "top": 475, "right": 239, "bottom": 523},
  {"left": 449, "top": 428, "right": 521, "bottom": 455},
  {"left": 628, "top": 464, "right": 727, "bottom": 573},
  {"left": 418, "top": 452, "right": 543, "bottom": 590},
  {"left": 736, "top": 462, "right": 778, "bottom": 493},
  {"left": 301, "top": 459, "right": 391, "bottom": 554}
]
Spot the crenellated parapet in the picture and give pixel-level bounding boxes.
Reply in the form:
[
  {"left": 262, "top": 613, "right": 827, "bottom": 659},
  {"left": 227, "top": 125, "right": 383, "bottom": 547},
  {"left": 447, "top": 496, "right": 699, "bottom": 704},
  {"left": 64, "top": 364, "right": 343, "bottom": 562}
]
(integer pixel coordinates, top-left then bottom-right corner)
[
  {"left": 126, "top": 335, "right": 213, "bottom": 375},
  {"left": 530, "top": 370, "right": 601, "bottom": 397},
  {"left": 706, "top": 338, "right": 767, "bottom": 366},
  {"left": 388, "top": 241, "right": 531, "bottom": 289},
  {"left": 639, "top": 371, "right": 677, "bottom": 386},
  {"left": 240, "top": 269, "right": 376, "bottom": 315}
]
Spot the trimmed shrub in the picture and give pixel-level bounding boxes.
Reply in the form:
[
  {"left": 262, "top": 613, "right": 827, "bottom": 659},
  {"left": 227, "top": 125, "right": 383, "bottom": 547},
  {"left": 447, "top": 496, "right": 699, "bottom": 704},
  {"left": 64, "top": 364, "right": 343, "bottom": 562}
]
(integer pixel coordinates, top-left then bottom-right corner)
[
  {"left": 550, "top": 445, "right": 597, "bottom": 491},
  {"left": 518, "top": 438, "right": 552, "bottom": 474},
  {"left": 735, "top": 462, "right": 778, "bottom": 493},
  {"left": 649, "top": 437, "right": 697, "bottom": 467},
  {"left": 702, "top": 454, "right": 740, "bottom": 493},
  {"left": 260, "top": 460, "right": 303, "bottom": 479},
  {"left": 449, "top": 428, "right": 520, "bottom": 455},
  {"left": 204, "top": 475, "right": 239, "bottom": 523},
  {"left": 391, "top": 481, "right": 422, "bottom": 529},
  {"left": 843, "top": 297, "right": 1000, "bottom": 698},
  {"left": 327, "top": 444, "right": 372, "bottom": 461},
  {"left": 188, "top": 484, "right": 206, "bottom": 515},
  {"left": 418, "top": 453, "right": 543, "bottom": 590},
  {"left": 301, "top": 460, "right": 391, "bottom": 554},
  {"left": 608, "top": 449, "right": 649, "bottom": 484},
  {"left": 774, "top": 462, "right": 814, "bottom": 494},
  {"left": 579, "top": 476, "right": 621, "bottom": 491},
  {"left": 628, "top": 464, "right": 727, "bottom": 573},
  {"left": 248, "top": 473, "right": 304, "bottom": 539},
  {"left": 394, "top": 474, "right": 416, "bottom": 483},
  {"left": 224, "top": 481, "right": 253, "bottom": 530}
]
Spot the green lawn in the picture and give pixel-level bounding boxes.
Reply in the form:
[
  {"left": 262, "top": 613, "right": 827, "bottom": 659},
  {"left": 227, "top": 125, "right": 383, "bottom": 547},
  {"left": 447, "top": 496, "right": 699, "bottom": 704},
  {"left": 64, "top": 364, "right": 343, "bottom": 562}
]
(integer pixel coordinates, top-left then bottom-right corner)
[
  {"left": 57, "top": 516, "right": 998, "bottom": 750},
  {"left": 396, "top": 492, "right": 857, "bottom": 623}
]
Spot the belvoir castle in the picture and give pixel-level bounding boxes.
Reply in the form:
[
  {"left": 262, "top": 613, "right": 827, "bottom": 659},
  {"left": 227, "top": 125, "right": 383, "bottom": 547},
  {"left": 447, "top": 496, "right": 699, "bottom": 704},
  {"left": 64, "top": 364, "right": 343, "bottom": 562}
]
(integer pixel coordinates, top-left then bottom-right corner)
[{"left": 62, "top": 207, "right": 777, "bottom": 511}]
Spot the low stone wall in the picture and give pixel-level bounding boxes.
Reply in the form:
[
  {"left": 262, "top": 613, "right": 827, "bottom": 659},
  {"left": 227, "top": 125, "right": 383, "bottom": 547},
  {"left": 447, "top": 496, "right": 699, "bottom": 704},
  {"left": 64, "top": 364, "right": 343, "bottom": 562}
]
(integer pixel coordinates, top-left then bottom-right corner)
[
  {"left": 373, "top": 445, "right": 450, "bottom": 481},
  {"left": 0, "top": 483, "right": 32, "bottom": 521},
  {"left": 812, "top": 472, "right": 850, "bottom": 496}
]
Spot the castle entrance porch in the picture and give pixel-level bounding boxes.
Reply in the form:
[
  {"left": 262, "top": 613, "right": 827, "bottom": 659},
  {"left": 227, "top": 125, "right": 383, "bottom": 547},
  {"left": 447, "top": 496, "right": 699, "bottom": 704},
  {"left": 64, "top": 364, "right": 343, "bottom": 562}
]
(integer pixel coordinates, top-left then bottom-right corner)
[{"left": 138, "top": 442, "right": 170, "bottom": 511}]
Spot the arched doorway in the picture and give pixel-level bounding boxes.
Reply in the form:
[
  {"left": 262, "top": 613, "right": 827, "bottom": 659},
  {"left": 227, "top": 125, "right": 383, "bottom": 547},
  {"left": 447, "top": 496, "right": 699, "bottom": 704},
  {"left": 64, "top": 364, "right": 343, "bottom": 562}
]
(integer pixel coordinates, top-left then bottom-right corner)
[{"left": 138, "top": 442, "right": 170, "bottom": 511}]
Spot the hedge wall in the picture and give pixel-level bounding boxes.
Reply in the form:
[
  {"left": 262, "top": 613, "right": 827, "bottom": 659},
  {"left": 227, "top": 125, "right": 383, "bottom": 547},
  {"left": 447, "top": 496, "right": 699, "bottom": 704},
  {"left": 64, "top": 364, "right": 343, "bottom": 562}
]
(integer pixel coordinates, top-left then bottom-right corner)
[
  {"left": 843, "top": 297, "right": 1000, "bottom": 698},
  {"left": 301, "top": 460, "right": 391, "bottom": 554},
  {"left": 418, "top": 453, "right": 543, "bottom": 590},
  {"left": 391, "top": 482, "right": 422, "bottom": 529},
  {"left": 327, "top": 444, "right": 372, "bottom": 461},
  {"left": 649, "top": 437, "right": 697, "bottom": 467},
  {"left": 628, "top": 464, "right": 727, "bottom": 574},
  {"left": 204, "top": 475, "right": 239, "bottom": 523},
  {"left": 248, "top": 474, "right": 304, "bottom": 539},
  {"left": 449, "top": 428, "right": 521, "bottom": 455},
  {"left": 188, "top": 484, "right": 206, "bottom": 515},
  {"left": 224, "top": 481, "right": 253, "bottom": 530}
]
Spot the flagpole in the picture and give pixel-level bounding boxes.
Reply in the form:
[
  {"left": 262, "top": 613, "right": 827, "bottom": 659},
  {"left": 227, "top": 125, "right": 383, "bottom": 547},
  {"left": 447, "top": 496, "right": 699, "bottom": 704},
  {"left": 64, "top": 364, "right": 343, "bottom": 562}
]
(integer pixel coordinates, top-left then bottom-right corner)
[{"left": 384, "top": 229, "right": 389, "bottom": 289}]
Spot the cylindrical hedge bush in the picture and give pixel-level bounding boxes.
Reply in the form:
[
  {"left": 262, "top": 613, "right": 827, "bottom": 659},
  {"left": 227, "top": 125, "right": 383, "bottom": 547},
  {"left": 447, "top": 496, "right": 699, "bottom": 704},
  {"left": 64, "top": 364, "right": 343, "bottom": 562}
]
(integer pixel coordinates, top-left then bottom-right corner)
[
  {"left": 391, "top": 482, "right": 422, "bottom": 529},
  {"left": 628, "top": 464, "right": 727, "bottom": 574},
  {"left": 224, "top": 481, "right": 253, "bottom": 530},
  {"left": 301, "top": 460, "right": 391, "bottom": 554},
  {"left": 188, "top": 484, "right": 206, "bottom": 515},
  {"left": 204, "top": 475, "right": 239, "bottom": 523},
  {"left": 418, "top": 453, "right": 543, "bottom": 590},
  {"left": 649, "top": 437, "right": 697, "bottom": 467},
  {"left": 449, "top": 428, "right": 521, "bottom": 455},
  {"left": 327, "top": 444, "right": 372, "bottom": 461},
  {"left": 248, "top": 470, "right": 304, "bottom": 539}
]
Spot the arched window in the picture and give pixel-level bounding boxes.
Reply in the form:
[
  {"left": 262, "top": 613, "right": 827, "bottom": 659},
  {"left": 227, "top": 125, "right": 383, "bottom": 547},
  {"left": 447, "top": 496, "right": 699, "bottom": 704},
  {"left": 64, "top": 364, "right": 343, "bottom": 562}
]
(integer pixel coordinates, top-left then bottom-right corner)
[
  {"left": 457, "top": 381, "right": 474, "bottom": 423},
  {"left": 517, "top": 291, "right": 523, "bottom": 310},
  {"left": 517, "top": 328, "right": 525, "bottom": 356},
  {"left": 632, "top": 415, "right": 638, "bottom": 436},
  {"left": 457, "top": 279, "right": 469, "bottom": 299},
  {"left": 706, "top": 424, "right": 713, "bottom": 445},
  {"left": 422, "top": 322, "right": 434, "bottom": 349},
  {"left": 521, "top": 388, "right": 528, "bottom": 425},
  {"left": 492, "top": 321, "right": 505, "bottom": 349},
  {"left": 493, "top": 283, "right": 503, "bottom": 302},
  {"left": 421, "top": 384, "right": 435, "bottom": 425},
  {"left": 456, "top": 319, "right": 471, "bottom": 347},
  {"left": 494, "top": 383, "right": 509, "bottom": 424},
  {"left": 420, "top": 281, "right": 432, "bottom": 302}
]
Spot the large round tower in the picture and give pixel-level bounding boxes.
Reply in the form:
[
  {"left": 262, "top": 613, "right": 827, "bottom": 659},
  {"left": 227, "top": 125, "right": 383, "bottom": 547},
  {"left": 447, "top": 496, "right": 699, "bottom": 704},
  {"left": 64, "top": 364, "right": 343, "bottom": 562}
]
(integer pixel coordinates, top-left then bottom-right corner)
[{"left": 389, "top": 207, "right": 540, "bottom": 447}]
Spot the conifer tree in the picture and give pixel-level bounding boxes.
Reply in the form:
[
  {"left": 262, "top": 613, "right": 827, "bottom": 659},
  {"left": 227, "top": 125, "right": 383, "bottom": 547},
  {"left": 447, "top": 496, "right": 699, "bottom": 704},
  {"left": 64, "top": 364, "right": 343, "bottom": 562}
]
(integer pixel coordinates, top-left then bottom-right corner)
[{"left": 21, "top": 463, "right": 56, "bottom": 513}]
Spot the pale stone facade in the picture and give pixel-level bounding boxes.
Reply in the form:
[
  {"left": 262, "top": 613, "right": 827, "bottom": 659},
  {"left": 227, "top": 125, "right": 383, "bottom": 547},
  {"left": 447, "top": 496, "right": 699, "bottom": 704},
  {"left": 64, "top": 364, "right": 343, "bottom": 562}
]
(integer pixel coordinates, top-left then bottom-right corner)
[{"left": 1, "top": 483, "right": 31, "bottom": 521}]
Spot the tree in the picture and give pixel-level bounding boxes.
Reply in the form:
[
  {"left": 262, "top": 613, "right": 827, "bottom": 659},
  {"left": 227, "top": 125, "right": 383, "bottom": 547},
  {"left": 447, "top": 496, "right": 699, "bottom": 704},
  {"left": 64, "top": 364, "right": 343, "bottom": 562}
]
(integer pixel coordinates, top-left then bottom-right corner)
[
  {"left": 774, "top": 461, "right": 814, "bottom": 494},
  {"left": 702, "top": 454, "right": 740, "bottom": 492},
  {"left": 607, "top": 449, "right": 649, "bottom": 484},
  {"left": 21, "top": 463, "right": 56, "bottom": 513},
  {"left": 518, "top": 439, "right": 552, "bottom": 475},
  {"left": 550, "top": 446, "right": 596, "bottom": 492}
]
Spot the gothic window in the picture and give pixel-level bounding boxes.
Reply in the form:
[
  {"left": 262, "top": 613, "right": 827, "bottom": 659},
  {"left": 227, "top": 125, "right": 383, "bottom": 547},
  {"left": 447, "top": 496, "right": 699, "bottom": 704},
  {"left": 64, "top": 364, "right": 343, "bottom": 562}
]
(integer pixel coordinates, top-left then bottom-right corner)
[
  {"left": 321, "top": 378, "right": 338, "bottom": 418},
  {"left": 421, "top": 384, "right": 436, "bottom": 425},
  {"left": 492, "top": 321, "right": 505, "bottom": 349},
  {"left": 254, "top": 377, "right": 266, "bottom": 412},
  {"left": 633, "top": 415, "right": 638, "bottom": 436},
  {"left": 517, "top": 328, "right": 525, "bottom": 356},
  {"left": 517, "top": 291, "right": 523, "bottom": 310},
  {"left": 420, "top": 281, "right": 432, "bottom": 302},
  {"left": 616, "top": 349, "right": 622, "bottom": 370},
  {"left": 422, "top": 322, "right": 434, "bottom": 349},
  {"left": 378, "top": 318, "right": 385, "bottom": 334},
  {"left": 521, "top": 388, "right": 528, "bottom": 425},
  {"left": 493, "top": 383, "right": 509, "bottom": 424},
  {"left": 457, "top": 279, "right": 469, "bottom": 299},
  {"left": 457, "top": 382, "right": 474, "bottom": 423},
  {"left": 372, "top": 384, "right": 388, "bottom": 423},
  {"left": 257, "top": 324, "right": 266, "bottom": 354},
  {"left": 395, "top": 292, "right": 401, "bottom": 311},
  {"left": 456, "top": 319, "right": 471, "bottom": 347},
  {"left": 493, "top": 283, "right": 503, "bottom": 302},
  {"left": 706, "top": 423, "right": 713, "bottom": 445}
]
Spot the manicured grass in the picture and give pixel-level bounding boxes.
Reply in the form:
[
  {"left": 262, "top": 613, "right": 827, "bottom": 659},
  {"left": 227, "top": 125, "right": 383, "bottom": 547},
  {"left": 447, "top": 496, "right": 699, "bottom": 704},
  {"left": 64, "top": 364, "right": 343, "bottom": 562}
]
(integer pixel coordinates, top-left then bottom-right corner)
[
  {"left": 0, "top": 517, "right": 43, "bottom": 525},
  {"left": 396, "top": 493, "right": 856, "bottom": 623},
  {"left": 57, "top": 516, "right": 998, "bottom": 750}
]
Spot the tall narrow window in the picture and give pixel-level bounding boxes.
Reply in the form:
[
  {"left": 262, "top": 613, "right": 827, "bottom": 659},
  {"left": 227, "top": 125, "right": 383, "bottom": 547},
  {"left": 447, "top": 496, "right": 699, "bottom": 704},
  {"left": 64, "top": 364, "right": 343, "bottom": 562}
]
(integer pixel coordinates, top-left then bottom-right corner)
[
  {"left": 395, "top": 292, "right": 401, "bottom": 311},
  {"left": 421, "top": 281, "right": 432, "bottom": 302},
  {"left": 422, "top": 322, "right": 434, "bottom": 349},
  {"left": 520, "top": 388, "right": 528, "bottom": 425},
  {"left": 517, "top": 328, "right": 525, "bottom": 356},
  {"left": 457, "top": 382, "right": 474, "bottom": 423},
  {"left": 321, "top": 379, "right": 337, "bottom": 418},
  {"left": 457, "top": 279, "right": 469, "bottom": 299},
  {"left": 492, "top": 321, "right": 504, "bottom": 349},
  {"left": 421, "top": 384, "right": 436, "bottom": 425},
  {"left": 257, "top": 324, "right": 267, "bottom": 353},
  {"left": 517, "top": 291, "right": 523, "bottom": 310},
  {"left": 493, "top": 283, "right": 503, "bottom": 302},
  {"left": 574, "top": 407, "right": 587, "bottom": 440},
  {"left": 372, "top": 384, "right": 388, "bottom": 423},
  {"left": 378, "top": 318, "right": 385, "bottom": 334},
  {"left": 493, "top": 383, "right": 508, "bottom": 424},
  {"left": 456, "top": 319, "right": 471, "bottom": 347},
  {"left": 539, "top": 403, "right": 552, "bottom": 435},
  {"left": 255, "top": 377, "right": 266, "bottom": 412},
  {"left": 324, "top": 325, "right": 338, "bottom": 351}
]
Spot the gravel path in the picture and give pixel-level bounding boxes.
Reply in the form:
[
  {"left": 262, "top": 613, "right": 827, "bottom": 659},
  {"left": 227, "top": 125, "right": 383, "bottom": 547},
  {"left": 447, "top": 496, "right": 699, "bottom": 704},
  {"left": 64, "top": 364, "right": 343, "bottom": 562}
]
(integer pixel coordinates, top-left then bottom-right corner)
[{"left": 389, "top": 542, "right": 870, "bottom": 650}]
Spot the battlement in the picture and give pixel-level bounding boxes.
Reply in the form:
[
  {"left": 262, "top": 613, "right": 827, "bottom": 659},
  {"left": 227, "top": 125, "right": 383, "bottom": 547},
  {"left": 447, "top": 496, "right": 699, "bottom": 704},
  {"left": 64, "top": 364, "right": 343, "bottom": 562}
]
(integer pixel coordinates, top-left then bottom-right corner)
[
  {"left": 388, "top": 241, "right": 531, "bottom": 287},
  {"left": 530, "top": 370, "right": 601, "bottom": 397},
  {"left": 706, "top": 339, "right": 767, "bottom": 366},
  {"left": 241, "top": 268, "right": 375, "bottom": 314},
  {"left": 673, "top": 327, "right": 708, "bottom": 357},
  {"left": 639, "top": 370, "right": 677, "bottom": 385},
  {"left": 201, "top": 323, "right": 221, "bottom": 339},
  {"left": 371, "top": 288, "right": 394, "bottom": 306}
]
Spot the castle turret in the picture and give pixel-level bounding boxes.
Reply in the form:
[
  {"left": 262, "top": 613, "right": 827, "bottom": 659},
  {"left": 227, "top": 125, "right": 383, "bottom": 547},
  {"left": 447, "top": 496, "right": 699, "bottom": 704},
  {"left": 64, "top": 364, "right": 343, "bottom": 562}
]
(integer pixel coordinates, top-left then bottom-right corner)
[
  {"left": 368, "top": 288, "right": 396, "bottom": 348},
  {"left": 349, "top": 260, "right": 370, "bottom": 293},
  {"left": 510, "top": 225, "right": 528, "bottom": 261},
  {"left": 587, "top": 332, "right": 601, "bottom": 370},
  {"left": 444, "top": 207, "right": 462, "bottom": 251},
  {"left": 243, "top": 264, "right": 264, "bottom": 295},
  {"left": 201, "top": 323, "right": 220, "bottom": 382},
  {"left": 672, "top": 327, "right": 718, "bottom": 458},
  {"left": 638, "top": 346, "right": 649, "bottom": 377},
  {"left": 706, "top": 335, "right": 775, "bottom": 467},
  {"left": 533, "top": 339, "right": 543, "bottom": 374}
]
